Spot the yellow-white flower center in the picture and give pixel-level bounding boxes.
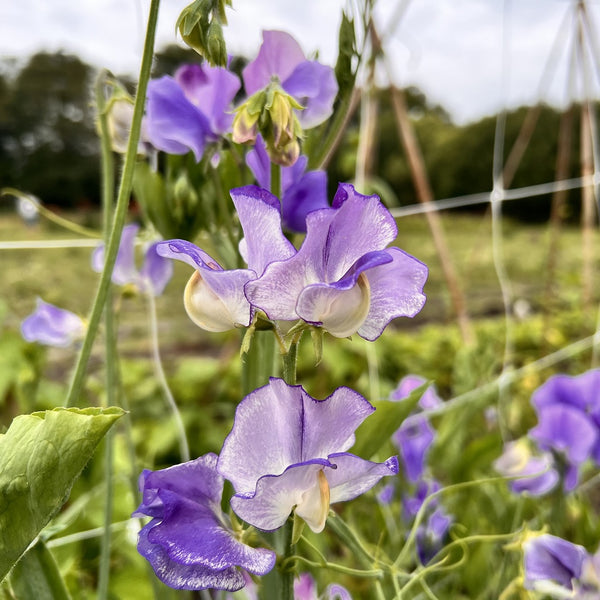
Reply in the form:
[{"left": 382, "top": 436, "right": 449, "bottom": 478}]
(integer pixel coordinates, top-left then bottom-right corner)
[
  {"left": 184, "top": 271, "right": 237, "bottom": 332},
  {"left": 294, "top": 469, "right": 330, "bottom": 533}
]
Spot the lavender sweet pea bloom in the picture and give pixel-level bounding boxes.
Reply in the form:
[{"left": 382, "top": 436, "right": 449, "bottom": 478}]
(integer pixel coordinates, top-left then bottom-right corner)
[
  {"left": 146, "top": 63, "right": 241, "bottom": 161},
  {"left": 243, "top": 30, "right": 337, "bottom": 129},
  {"left": 390, "top": 376, "right": 441, "bottom": 482},
  {"left": 21, "top": 299, "right": 85, "bottom": 348},
  {"left": 245, "top": 184, "right": 428, "bottom": 340},
  {"left": 157, "top": 186, "right": 295, "bottom": 332},
  {"left": 92, "top": 224, "right": 173, "bottom": 296},
  {"left": 218, "top": 378, "right": 399, "bottom": 533},
  {"left": 133, "top": 453, "right": 275, "bottom": 591},
  {"left": 531, "top": 371, "right": 600, "bottom": 468},
  {"left": 246, "top": 135, "right": 328, "bottom": 233},
  {"left": 523, "top": 534, "right": 588, "bottom": 593},
  {"left": 294, "top": 573, "right": 352, "bottom": 600}
]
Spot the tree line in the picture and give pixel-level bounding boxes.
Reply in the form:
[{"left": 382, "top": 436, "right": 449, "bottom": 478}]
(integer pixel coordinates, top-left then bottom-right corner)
[{"left": 0, "top": 47, "right": 587, "bottom": 222}]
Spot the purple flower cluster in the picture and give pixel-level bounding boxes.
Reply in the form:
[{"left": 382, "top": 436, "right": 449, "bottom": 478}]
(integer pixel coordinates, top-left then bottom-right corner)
[
  {"left": 158, "top": 184, "right": 427, "bottom": 340},
  {"left": 496, "top": 370, "right": 600, "bottom": 494},
  {"left": 523, "top": 533, "right": 600, "bottom": 597},
  {"left": 134, "top": 378, "right": 398, "bottom": 591}
]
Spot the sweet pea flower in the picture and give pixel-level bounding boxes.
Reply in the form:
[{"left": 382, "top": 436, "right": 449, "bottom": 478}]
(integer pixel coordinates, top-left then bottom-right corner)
[
  {"left": 246, "top": 135, "right": 328, "bottom": 232},
  {"left": 92, "top": 224, "right": 173, "bottom": 296},
  {"left": 523, "top": 534, "right": 588, "bottom": 594},
  {"left": 390, "top": 376, "right": 441, "bottom": 482},
  {"left": 157, "top": 186, "right": 295, "bottom": 332},
  {"left": 245, "top": 184, "right": 428, "bottom": 341},
  {"left": 243, "top": 30, "right": 338, "bottom": 130},
  {"left": 218, "top": 378, "right": 399, "bottom": 533},
  {"left": 531, "top": 370, "right": 600, "bottom": 467},
  {"left": 145, "top": 63, "right": 241, "bottom": 161},
  {"left": 494, "top": 439, "right": 559, "bottom": 496},
  {"left": 21, "top": 299, "right": 85, "bottom": 348},
  {"left": 133, "top": 453, "right": 275, "bottom": 591}
]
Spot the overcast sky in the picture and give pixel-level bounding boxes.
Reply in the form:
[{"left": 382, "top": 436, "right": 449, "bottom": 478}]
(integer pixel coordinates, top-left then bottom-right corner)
[{"left": 1, "top": 0, "right": 599, "bottom": 124}]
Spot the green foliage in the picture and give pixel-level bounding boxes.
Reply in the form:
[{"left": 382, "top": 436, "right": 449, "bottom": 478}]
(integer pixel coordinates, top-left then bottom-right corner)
[{"left": 0, "top": 407, "right": 123, "bottom": 582}]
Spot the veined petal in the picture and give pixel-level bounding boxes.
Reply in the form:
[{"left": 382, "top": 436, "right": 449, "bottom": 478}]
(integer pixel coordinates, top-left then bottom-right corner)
[
  {"left": 218, "top": 379, "right": 374, "bottom": 494},
  {"left": 283, "top": 60, "right": 338, "bottom": 128},
  {"left": 134, "top": 454, "right": 275, "bottom": 591},
  {"left": 146, "top": 76, "right": 211, "bottom": 161},
  {"left": 230, "top": 186, "right": 296, "bottom": 275},
  {"left": 358, "top": 247, "right": 428, "bottom": 341},
  {"left": 242, "top": 30, "right": 306, "bottom": 95},
  {"left": 230, "top": 460, "right": 333, "bottom": 532},
  {"left": 326, "top": 452, "right": 399, "bottom": 503}
]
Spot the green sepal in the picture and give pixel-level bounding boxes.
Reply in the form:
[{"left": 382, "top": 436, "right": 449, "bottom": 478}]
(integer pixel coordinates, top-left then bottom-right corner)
[
  {"left": 0, "top": 407, "right": 124, "bottom": 582},
  {"left": 291, "top": 512, "right": 305, "bottom": 545},
  {"left": 352, "top": 382, "right": 429, "bottom": 459}
]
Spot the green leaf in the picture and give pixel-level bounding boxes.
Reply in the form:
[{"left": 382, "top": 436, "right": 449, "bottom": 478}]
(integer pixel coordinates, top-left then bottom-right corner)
[
  {"left": 8, "top": 540, "right": 71, "bottom": 600},
  {"left": 0, "top": 407, "right": 124, "bottom": 582},
  {"left": 352, "top": 382, "right": 429, "bottom": 459},
  {"left": 334, "top": 12, "right": 357, "bottom": 99}
]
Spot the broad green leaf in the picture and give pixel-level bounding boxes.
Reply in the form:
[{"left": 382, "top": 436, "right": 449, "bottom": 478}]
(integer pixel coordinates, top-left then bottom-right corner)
[
  {"left": 0, "top": 407, "right": 124, "bottom": 582},
  {"left": 8, "top": 540, "right": 71, "bottom": 600},
  {"left": 352, "top": 382, "right": 429, "bottom": 460}
]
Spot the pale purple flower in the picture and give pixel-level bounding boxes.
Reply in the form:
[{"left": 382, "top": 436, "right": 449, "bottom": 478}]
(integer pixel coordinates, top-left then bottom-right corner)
[
  {"left": 217, "top": 378, "right": 399, "bottom": 533},
  {"left": 146, "top": 63, "right": 240, "bottom": 161},
  {"left": 246, "top": 135, "right": 328, "bottom": 232},
  {"left": 523, "top": 534, "right": 588, "bottom": 592},
  {"left": 21, "top": 299, "right": 85, "bottom": 348},
  {"left": 294, "top": 573, "right": 352, "bottom": 600},
  {"left": 390, "top": 376, "right": 441, "bottom": 482},
  {"left": 531, "top": 371, "right": 600, "bottom": 468},
  {"left": 133, "top": 453, "right": 275, "bottom": 591},
  {"left": 91, "top": 224, "right": 173, "bottom": 296},
  {"left": 243, "top": 30, "right": 338, "bottom": 129},
  {"left": 156, "top": 186, "right": 295, "bottom": 332},
  {"left": 494, "top": 439, "right": 559, "bottom": 496},
  {"left": 245, "top": 184, "right": 428, "bottom": 340}
]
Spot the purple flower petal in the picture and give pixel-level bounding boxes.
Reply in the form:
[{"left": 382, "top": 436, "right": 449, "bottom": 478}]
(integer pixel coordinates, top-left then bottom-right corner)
[
  {"left": 21, "top": 299, "right": 85, "bottom": 348},
  {"left": 145, "top": 76, "right": 211, "bottom": 161},
  {"left": 175, "top": 63, "right": 240, "bottom": 136},
  {"left": 393, "top": 415, "right": 435, "bottom": 482},
  {"left": 218, "top": 379, "right": 374, "bottom": 494},
  {"left": 530, "top": 403, "right": 597, "bottom": 465},
  {"left": 157, "top": 239, "right": 256, "bottom": 330},
  {"left": 283, "top": 60, "right": 338, "bottom": 128},
  {"left": 133, "top": 454, "right": 275, "bottom": 591},
  {"left": 524, "top": 534, "right": 588, "bottom": 590},
  {"left": 92, "top": 224, "right": 140, "bottom": 286},
  {"left": 231, "top": 186, "right": 296, "bottom": 275},
  {"left": 390, "top": 376, "right": 442, "bottom": 411},
  {"left": 282, "top": 169, "right": 328, "bottom": 233},
  {"left": 243, "top": 30, "right": 306, "bottom": 95}
]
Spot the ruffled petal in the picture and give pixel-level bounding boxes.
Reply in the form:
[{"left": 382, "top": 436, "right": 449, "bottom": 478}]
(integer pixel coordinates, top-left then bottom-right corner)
[
  {"left": 283, "top": 60, "right": 338, "bottom": 128},
  {"left": 175, "top": 63, "right": 240, "bottom": 135},
  {"left": 134, "top": 455, "right": 275, "bottom": 591},
  {"left": 243, "top": 30, "right": 305, "bottom": 95},
  {"left": 218, "top": 379, "right": 373, "bottom": 494},
  {"left": 146, "top": 76, "right": 210, "bottom": 161},
  {"left": 230, "top": 460, "right": 332, "bottom": 532},
  {"left": 358, "top": 247, "right": 428, "bottom": 341},
  {"left": 21, "top": 299, "right": 85, "bottom": 348},
  {"left": 230, "top": 186, "right": 296, "bottom": 275},
  {"left": 326, "top": 452, "right": 399, "bottom": 503}
]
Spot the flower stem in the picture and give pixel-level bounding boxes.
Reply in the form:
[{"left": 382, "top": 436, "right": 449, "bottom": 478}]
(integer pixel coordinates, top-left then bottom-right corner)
[
  {"left": 65, "top": 0, "right": 161, "bottom": 407},
  {"left": 270, "top": 161, "right": 282, "bottom": 200}
]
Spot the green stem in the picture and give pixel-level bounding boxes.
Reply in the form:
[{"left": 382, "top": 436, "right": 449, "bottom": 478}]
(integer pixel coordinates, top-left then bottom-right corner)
[
  {"left": 241, "top": 329, "right": 277, "bottom": 395},
  {"left": 65, "top": 0, "right": 161, "bottom": 407},
  {"left": 96, "top": 69, "right": 117, "bottom": 600},
  {"left": 270, "top": 161, "right": 282, "bottom": 199},
  {"left": 282, "top": 342, "right": 297, "bottom": 385},
  {"left": 327, "top": 512, "right": 377, "bottom": 569},
  {"left": 1, "top": 187, "right": 100, "bottom": 238},
  {"left": 146, "top": 291, "right": 190, "bottom": 462}
]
